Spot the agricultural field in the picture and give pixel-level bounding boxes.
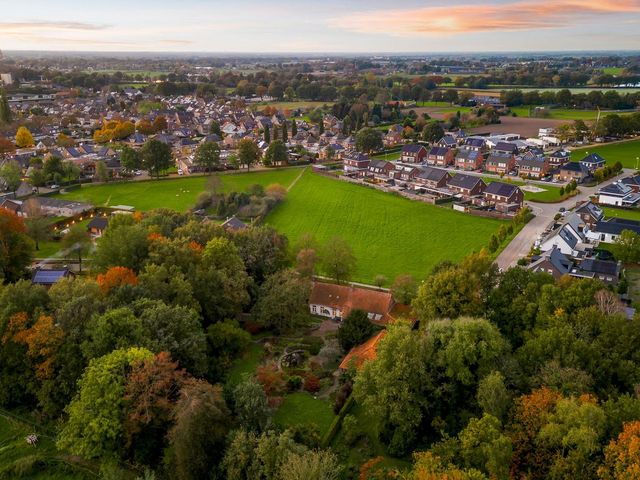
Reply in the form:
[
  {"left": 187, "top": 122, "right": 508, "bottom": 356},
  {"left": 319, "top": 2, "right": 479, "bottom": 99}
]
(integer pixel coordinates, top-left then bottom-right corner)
[
  {"left": 509, "top": 106, "right": 637, "bottom": 121},
  {"left": 0, "top": 415, "right": 94, "bottom": 479},
  {"left": 256, "top": 101, "right": 334, "bottom": 111},
  {"left": 570, "top": 139, "right": 640, "bottom": 169},
  {"left": 52, "top": 168, "right": 304, "bottom": 212},
  {"left": 266, "top": 171, "right": 507, "bottom": 283}
]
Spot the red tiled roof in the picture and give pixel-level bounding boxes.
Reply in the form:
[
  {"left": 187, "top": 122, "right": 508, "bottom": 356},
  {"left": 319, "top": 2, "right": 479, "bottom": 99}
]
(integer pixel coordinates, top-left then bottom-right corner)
[
  {"left": 339, "top": 330, "right": 387, "bottom": 370},
  {"left": 309, "top": 282, "right": 394, "bottom": 324}
]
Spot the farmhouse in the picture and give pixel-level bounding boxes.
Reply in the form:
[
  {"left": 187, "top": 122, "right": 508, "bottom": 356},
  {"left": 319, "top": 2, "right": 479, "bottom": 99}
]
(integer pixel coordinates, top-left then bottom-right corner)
[
  {"left": 597, "top": 182, "right": 640, "bottom": 207},
  {"left": 447, "top": 174, "right": 486, "bottom": 199},
  {"left": 400, "top": 144, "right": 428, "bottom": 163},
  {"left": 482, "top": 182, "right": 524, "bottom": 212},
  {"left": 221, "top": 216, "right": 248, "bottom": 231},
  {"left": 309, "top": 282, "right": 395, "bottom": 325},
  {"left": 426, "top": 146, "right": 455, "bottom": 166}
]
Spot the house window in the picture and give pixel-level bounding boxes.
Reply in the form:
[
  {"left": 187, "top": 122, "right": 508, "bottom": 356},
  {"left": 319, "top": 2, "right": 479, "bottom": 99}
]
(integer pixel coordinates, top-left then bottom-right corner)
[{"left": 312, "top": 305, "right": 317, "bottom": 313}]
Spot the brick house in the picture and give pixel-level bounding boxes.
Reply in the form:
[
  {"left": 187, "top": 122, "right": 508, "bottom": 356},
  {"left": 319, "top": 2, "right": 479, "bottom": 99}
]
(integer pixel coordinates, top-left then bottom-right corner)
[
  {"left": 447, "top": 174, "right": 486, "bottom": 199},
  {"left": 482, "top": 181, "right": 524, "bottom": 212},
  {"left": 400, "top": 144, "right": 428, "bottom": 163},
  {"left": 426, "top": 146, "right": 455, "bottom": 166}
]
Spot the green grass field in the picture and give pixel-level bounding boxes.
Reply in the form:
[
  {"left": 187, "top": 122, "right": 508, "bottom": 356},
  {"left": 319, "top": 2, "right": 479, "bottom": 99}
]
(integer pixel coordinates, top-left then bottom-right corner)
[
  {"left": 0, "top": 416, "right": 94, "bottom": 479},
  {"left": 266, "top": 171, "right": 507, "bottom": 283},
  {"left": 570, "top": 139, "right": 640, "bottom": 169},
  {"left": 256, "top": 101, "right": 333, "bottom": 111},
  {"left": 273, "top": 393, "right": 336, "bottom": 436},
  {"left": 226, "top": 342, "right": 264, "bottom": 387},
  {"left": 601, "top": 206, "right": 640, "bottom": 222},
  {"left": 600, "top": 67, "right": 624, "bottom": 75},
  {"left": 52, "top": 169, "right": 303, "bottom": 212},
  {"left": 509, "top": 106, "right": 637, "bottom": 121}
]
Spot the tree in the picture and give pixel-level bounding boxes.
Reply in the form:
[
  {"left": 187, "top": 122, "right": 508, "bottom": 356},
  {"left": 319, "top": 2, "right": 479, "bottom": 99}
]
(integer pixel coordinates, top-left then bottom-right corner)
[
  {"left": 152, "top": 115, "right": 167, "bottom": 133},
  {"left": 282, "top": 121, "right": 288, "bottom": 141},
  {"left": 405, "top": 452, "right": 488, "bottom": 480},
  {"left": 252, "top": 269, "right": 311, "bottom": 332},
  {"left": 82, "top": 308, "right": 146, "bottom": 360},
  {"left": 422, "top": 122, "right": 445, "bottom": 142},
  {"left": 599, "top": 421, "right": 640, "bottom": 480},
  {"left": 233, "top": 376, "right": 270, "bottom": 433},
  {"left": 0, "top": 160, "right": 22, "bottom": 194},
  {"left": 264, "top": 124, "right": 271, "bottom": 143},
  {"left": 95, "top": 160, "right": 109, "bottom": 182},
  {"left": 337, "top": 309, "right": 376, "bottom": 351},
  {"left": 57, "top": 347, "right": 154, "bottom": 459},
  {"left": 194, "top": 141, "right": 220, "bottom": 173},
  {"left": 320, "top": 236, "right": 356, "bottom": 284},
  {"left": 122, "top": 351, "right": 188, "bottom": 465},
  {"left": 206, "top": 320, "right": 251, "bottom": 380},
  {"left": 168, "top": 380, "right": 231, "bottom": 480},
  {"left": 391, "top": 274, "right": 417, "bottom": 304},
  {"left": 614, "top": 229, "right": 640, "bottom": 263},
  {"left": 0, "top": 87, "right": 11, "bottom": 125},
  {"left": 96, "top": 266, "right": 138, "bottom": 294},
  {"left": 296, "top": 248, "right": 318, "bottom": 278},
  {"left": 61, "top": 224, "right": 92, "bottom": 273},
  {"left": 93, "top": 216, "right": 149, "bottom": 272},
  {"left": 56, "top": 133, "right": 75, "bottom": 147},
  {"left": 0, "top": 207, "right": 34, "bottom": 282},
  {"left": 355, "top": 127, "right": 383, "bottom": 153},
  {"left": 457, "top": 414, "right": 512, "bottom": 480},
  {"left": 43, "top": 155, "right": 64, "bottom": 182},
  {"left": 237, "top": 138, "right": 260, "bottom": 172},
  {"left": 291, "top": 119, "right": 298, "bottom": 136},
  {"left": 0, "top": 136, "right": 16, "bottom": 157},
  {"left": 477, "top": 371, "right": 511, "bottom": 422},
  {"left": 140, "top": 139, "right": 172, "bottom": 179},
  {"left": 264, "top": 140, "right": 288, "bottom": 166},
  {"left": 24, "top": 212, "right": 50, "bottom": 252},
  {"left": 15, "top": 126, "right": 34, "bottom": 148},
  {"left": 120, "top": 145, "right": 141, "bottom": 172},
  {"left": 278, "top": 450, "right": 341, "bottom": 480}
]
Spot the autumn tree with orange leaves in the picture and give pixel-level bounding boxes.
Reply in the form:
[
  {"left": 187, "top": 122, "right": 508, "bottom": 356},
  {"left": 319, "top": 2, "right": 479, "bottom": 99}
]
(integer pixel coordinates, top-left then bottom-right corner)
[
  {"left": 599, "top": 420, "right": 640, "bottom": 480},
  {"left": 96, "top": 266, "right": 138, "bottom": 294}
]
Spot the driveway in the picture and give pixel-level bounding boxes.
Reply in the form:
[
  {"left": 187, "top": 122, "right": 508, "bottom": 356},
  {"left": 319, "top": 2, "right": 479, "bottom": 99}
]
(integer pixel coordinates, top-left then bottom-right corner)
[{"left": 495, "top": 169, "right": 631, "bottom": 270}]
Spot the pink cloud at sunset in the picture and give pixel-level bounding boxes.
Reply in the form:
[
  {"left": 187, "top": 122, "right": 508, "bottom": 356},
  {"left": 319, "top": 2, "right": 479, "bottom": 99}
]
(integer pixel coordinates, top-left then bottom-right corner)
[{"left": 332, "top": 0, "right": 640, "bottom": 36}]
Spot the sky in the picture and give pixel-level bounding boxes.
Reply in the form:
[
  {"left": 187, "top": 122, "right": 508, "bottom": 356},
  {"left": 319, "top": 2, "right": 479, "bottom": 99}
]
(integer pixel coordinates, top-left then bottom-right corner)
[{"left": 2, "top": 0, "right": 640, "bottom": 53}]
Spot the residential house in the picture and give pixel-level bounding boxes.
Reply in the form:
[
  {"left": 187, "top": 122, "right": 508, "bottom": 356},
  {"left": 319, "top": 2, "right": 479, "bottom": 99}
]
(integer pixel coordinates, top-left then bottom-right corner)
[
  {"left": 580, "top": 153, "right": 606, "bottom": 172},
  {"left": 528, "top": 246, "right": 573, "bottom": 280},
  {"left": 414, "top": 167, "right": 451, "bottom": 193},
  {"left": 482, "top": 182, "right": 524, "bottom": 212},
  {"left": 554, "top": 161, "right": 590, "bottom": 183},
  {"left": 426, "top": 146, "right": 455, "bottom": 166},
  {"left": 597, "top": 182, "right": 640, "bottom": 207},
  {"left": 588, "top": 218, "right": 640, "bottom": 243},
  {"left": 390, "top": 163, "right": 420, "bottom": 183},
  {"left": 548, "top": 149, "right": 571, "bottom": 168},
  {"left": 343, "top": 152, "right": 370, "bottom": 174},
  {"left": 455, "top": 149, "right": 484, "bottom": 171},
  {"left": 447, "top": 174, "right": 486, "bottom": 199},
  {"left": 400, "top": 144, "right": 428, "bottom": 164},
  {"left": 383, "top": 125, "right": 403, "bottom": 146},
  {"left": 0, "top": 198, "right": 24, "bottom": 216},
  {"left": 574, "top": 201, "right": 604, "bottom": 229},
  {"left": 569, "top": 258, "right": 622, "bottom": 286},
  {"left": 339, "top": 331, "right": 387, "bottom": 370},
  {"left": 87, "top": 216, "right": 108, "bottom": 237},
  {"left": 438, "top": 135, "right": 457, "bottom": 148},
  {"left": 621, "top": 174, "right": 640, "bottom": 193},
  {"left": 517, "top": 150, "right": 549, "bottom": 179},
  {"left": 539, "top": 213, "right": 591, "bottom": 256},
  {"left": 485, "top": 151, "right": 516, "bottom": 175},
  {"left": 463, "top": 137, "right": 486, "bottom": 152},
  {"left": 221, "top": 216, "right": 248, "bottom": 232},
  {"left": 308, "top": 282, "right": 395, "bottom": 325},
  {"left": 365, "top": 160, "right": 394, "bottom": 180},
  {"left": 36, "top": 197, "right": 91, "bottom": 217}
]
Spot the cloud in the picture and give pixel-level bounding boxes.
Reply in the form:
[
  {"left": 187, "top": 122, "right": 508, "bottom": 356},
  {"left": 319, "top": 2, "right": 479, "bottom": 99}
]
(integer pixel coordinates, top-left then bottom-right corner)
[
  {"left": 332, "top": 0, "right": 640, "bottom": 36},
  {"left": 0, "top": 21, "right": 109, "bottom": 31}
]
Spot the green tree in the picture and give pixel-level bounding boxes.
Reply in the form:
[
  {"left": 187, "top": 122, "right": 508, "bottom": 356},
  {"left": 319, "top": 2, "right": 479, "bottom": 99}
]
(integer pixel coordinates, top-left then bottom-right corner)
[
  {"left": 93, "top": 216, "right": 149, "bottom": 272},
  {"left": 168, "top": 380, "right": 231, "bottom": 480},
  {"left": 25, "top": 215, "right": 50, "bottom": 251},
  {"left": 320, "top": 236, "right": 356, "bottom": 284},
  {"left": 252, "top": 269, "right": 310, "bottom": 332},
  {"left": 263, "top": 140, "right": 288, "bottom": 166},
  {"left": 355, "top": 127, "right": 383, "bottom": 153},
  {"left": 614, "top": 229, "right": 640, "bottom": 263},
  {"left": 0, "top": 160, "right": 22, "bottom": 194},
  {"left": 457, "top": 414, "right": 512, "bottom": 480},
  {"left": 57, "top": 347, "right": 154, "bottom": 459},
  {"left": 278, "top": 450, "right": 341, "bottom": 480},
  {"left": 194, "top": 141, "right": 221, "bottom": 173},
  {"left": 120, "top": 145, "right": 141, "bottom": 172},
  {"left": 477, "top": 371, "right": 511, "bottom": 422},
  {"left": 390, "top": 274, "right": 418, "bottom": 304},
  {"left": 0, "top": 87, "right": 11, "bottom": 125},
  {"left": 206, "top": 320, "right": 251, "bottom": 380},
  {"left": 337, "top": 309, "right": 376, "bottom": 351},
  {"left": 264, "top": 124, "right": 271, "bottom": 144},
  {"left": 140, "top": 139, "right": 173, "bottom": 179},
  {"left": 233, "top": 376, "right": 270, "bottom": 433},
  {"left": 43, "top": 155, "right": 64, "bottom": 182},
  {"left": 61, "top": 224, "right": 92, "bottom": 273},
  {"left": 422, "top": 122, "right": 445, "bottom": 142},
  {"left": 95, "top": 160, "right": 109, "bottom": 183},
  {"left": 291, "top": 119, "right": 298, "bottom": 136},
  {"left": 82, "top": 308, "right": 146, "bottom": 360},
  {"left": 237, "top": 138, "right": 261, "bottom": 172}
]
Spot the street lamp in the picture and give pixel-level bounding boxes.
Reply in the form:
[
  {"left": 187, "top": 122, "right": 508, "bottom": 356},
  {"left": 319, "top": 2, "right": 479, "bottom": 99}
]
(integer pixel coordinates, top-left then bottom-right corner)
[{"left": 636, "top": 157, "right": 639, "bottom": 172}]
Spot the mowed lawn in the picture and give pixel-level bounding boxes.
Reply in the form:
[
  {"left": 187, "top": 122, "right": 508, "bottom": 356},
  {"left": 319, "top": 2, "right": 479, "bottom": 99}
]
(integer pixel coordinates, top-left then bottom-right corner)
[
  {"left": 52, "top": 168, "right": 303, "bottom": 212},
  {"left": 273, "top": 393, "right": 336, "bottom": 436},
  {"left": 266, "top": 171, "right": 507, "bottom": 283},
  {"left": 601, "top": 206, "right": 640, "bottom": 221},
  {"left": 570, "top": 139, "right": 640, "bottom": 169}
]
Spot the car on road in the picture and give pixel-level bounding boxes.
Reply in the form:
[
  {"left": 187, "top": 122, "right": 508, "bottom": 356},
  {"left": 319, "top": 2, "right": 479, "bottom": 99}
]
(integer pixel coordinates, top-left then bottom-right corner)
[
  {"left": 135, "top": 170, "right": 143, "bottom": 176},
  {"left": 49, "top": 184, "right": 60, "bottom": 189}
]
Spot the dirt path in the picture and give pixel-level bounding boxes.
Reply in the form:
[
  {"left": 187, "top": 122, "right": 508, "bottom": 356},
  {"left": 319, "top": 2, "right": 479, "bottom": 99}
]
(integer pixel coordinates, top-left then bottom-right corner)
[{"left": 287, "top": 166, "right": 307, "bottom": 192}]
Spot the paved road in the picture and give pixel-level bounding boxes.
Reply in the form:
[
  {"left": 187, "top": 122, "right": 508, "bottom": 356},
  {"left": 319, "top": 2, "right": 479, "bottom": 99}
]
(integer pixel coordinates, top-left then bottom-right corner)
[{"left": 495, "top": 169, "right": 631, "bottom": 270}]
